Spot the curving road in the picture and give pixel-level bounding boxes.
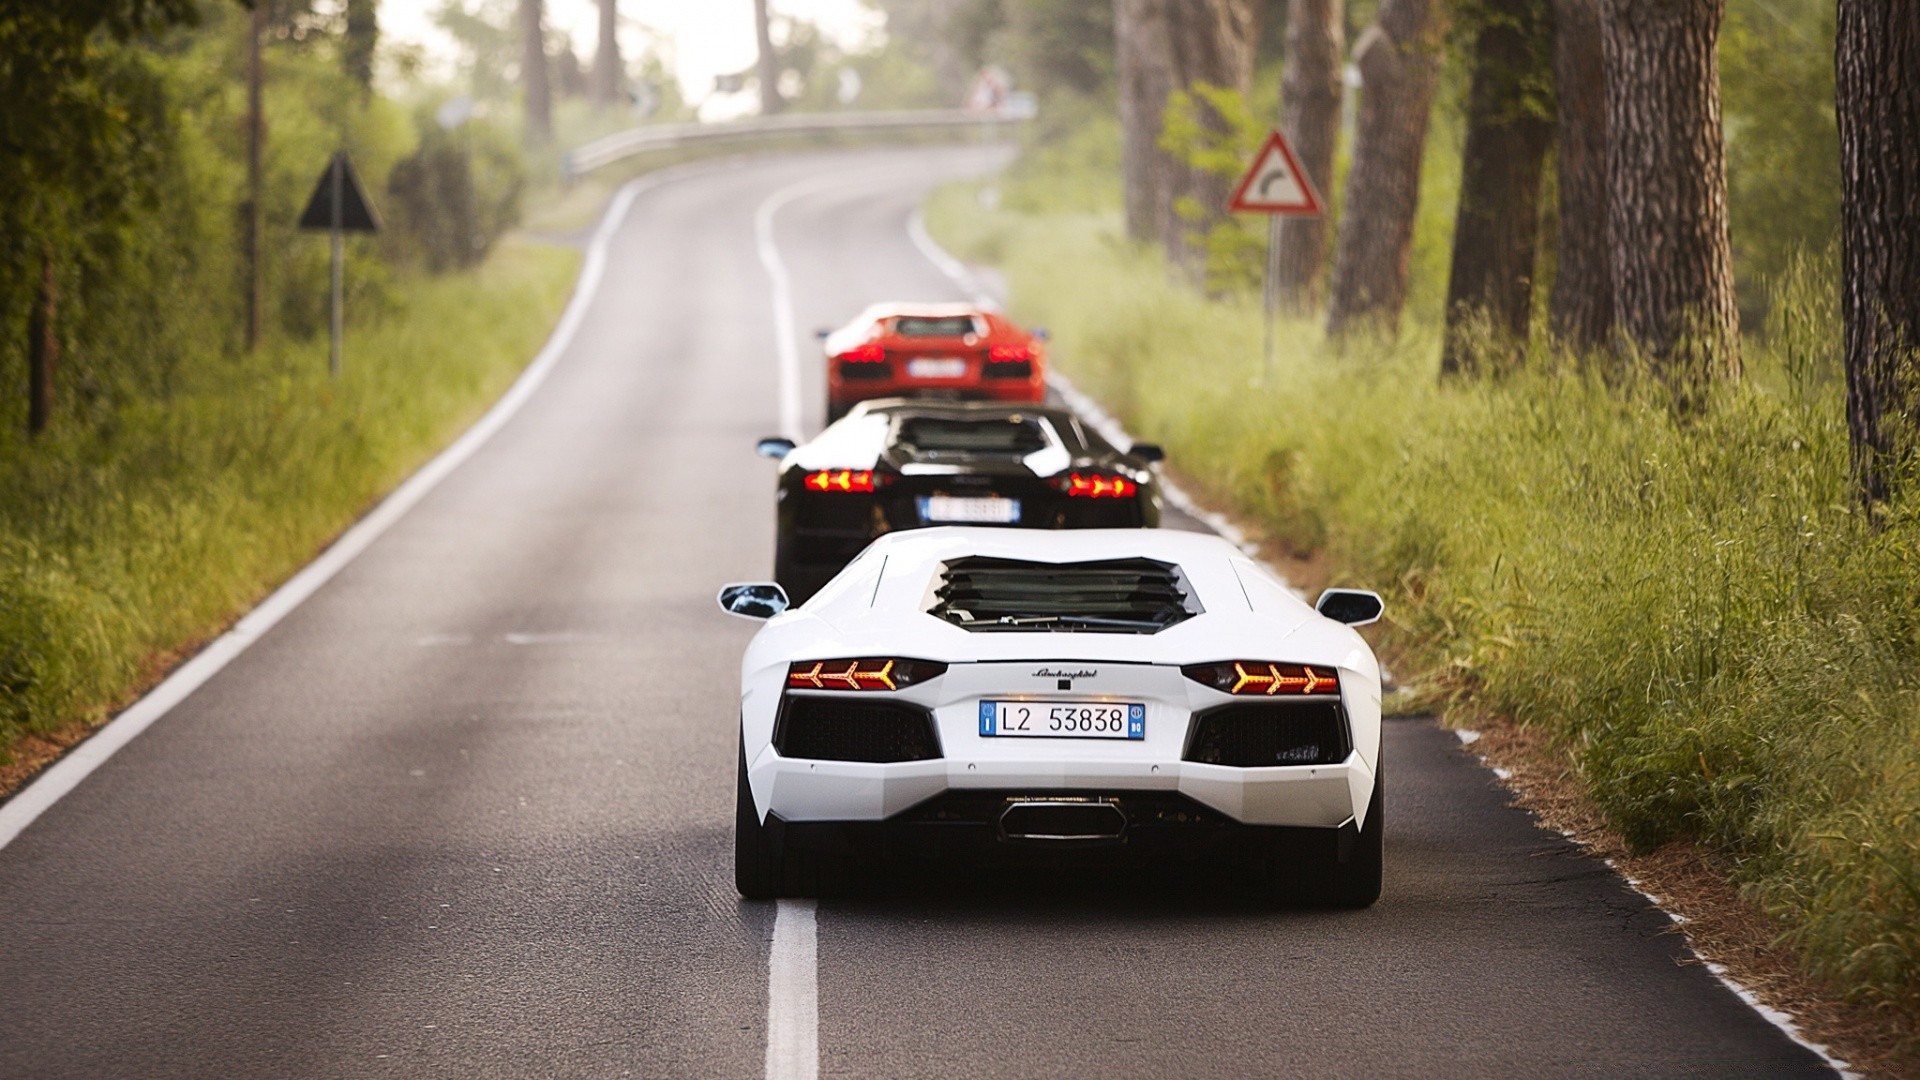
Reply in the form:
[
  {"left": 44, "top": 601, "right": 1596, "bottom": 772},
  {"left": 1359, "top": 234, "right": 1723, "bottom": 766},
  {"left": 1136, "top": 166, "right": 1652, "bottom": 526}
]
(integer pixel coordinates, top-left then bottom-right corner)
[{"left": 0, "top": 146, "right": 1829, "bottom": 1077}]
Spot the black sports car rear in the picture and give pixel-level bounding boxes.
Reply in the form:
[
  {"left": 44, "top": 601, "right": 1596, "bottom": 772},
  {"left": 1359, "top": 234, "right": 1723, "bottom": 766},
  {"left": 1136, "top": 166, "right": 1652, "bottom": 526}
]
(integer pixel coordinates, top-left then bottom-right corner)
[{"left": 758, "top": 400, "right": 1164, "bottom": 601}]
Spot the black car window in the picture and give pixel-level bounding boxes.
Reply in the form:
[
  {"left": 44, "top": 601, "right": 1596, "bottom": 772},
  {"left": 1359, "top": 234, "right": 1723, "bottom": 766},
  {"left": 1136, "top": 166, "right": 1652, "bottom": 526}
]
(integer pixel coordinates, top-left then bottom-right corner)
[
  {"left": 897, "top": 416, "right": 1052, "bottom": 455},
  {"left": 891, "top": 316, "right": 978, "bottom": 338}
]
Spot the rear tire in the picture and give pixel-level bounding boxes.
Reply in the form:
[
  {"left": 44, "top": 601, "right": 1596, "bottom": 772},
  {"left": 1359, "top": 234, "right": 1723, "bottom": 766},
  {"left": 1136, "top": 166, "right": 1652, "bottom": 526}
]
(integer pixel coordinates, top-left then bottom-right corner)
[
  {"left": 735, "top": 739, "right": 780, "bottom": 900},
  {"left": 1260, "top": 760, "right": 1384, "bottom": 908},
  {"left": 825, "top": 400, "right": 849, "bottom": 424}
]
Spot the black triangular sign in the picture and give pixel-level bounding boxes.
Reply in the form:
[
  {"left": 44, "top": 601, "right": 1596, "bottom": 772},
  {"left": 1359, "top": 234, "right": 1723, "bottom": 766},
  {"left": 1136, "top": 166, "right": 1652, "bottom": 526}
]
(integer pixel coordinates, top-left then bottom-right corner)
[{"left": 297, "top": 151, "right": 379, "bottom": 233}]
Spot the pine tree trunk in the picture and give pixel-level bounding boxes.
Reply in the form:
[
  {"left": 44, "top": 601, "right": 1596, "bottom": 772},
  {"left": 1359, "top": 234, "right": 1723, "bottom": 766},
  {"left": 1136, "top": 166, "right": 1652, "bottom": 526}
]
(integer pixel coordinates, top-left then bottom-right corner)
[
  {"left": 27, "top": 247, "right": 56, "bottom": 436},
  {"left": 754, "top": 0, "right": 782, "bottom": 115},
  {"left": 592, "top": 0, "right": 621, "bottom": 110},
  {"left": 1440, "top": 0, "right": 1554, "bottom": 375},
  {"left": 1599, "top": 0, "right": 1739, "bottom": 387},
  {"left": 520, "top": 0, "right": 552, "bottom": 147},
  {"left": 1836, "top": 1, "right": 1920, "bottom": 510},
  {"left": 1114, "top": 0, "right": 1257, "bottom": 271},
  {"left": 242, "top": 2, "right": 265, "bottom": 352},
  {"left": 1549, "top": 0, "right": 1612, "bottom": 351},
  {"left": 342, "top": 0, "right": 378, "bottom": 90},
  {"left": 1276, "top": 0, "right": 1343, "bottom": 310},
  {"left": 1326, "top": 0, "right": 1447, "bottom": 338}
]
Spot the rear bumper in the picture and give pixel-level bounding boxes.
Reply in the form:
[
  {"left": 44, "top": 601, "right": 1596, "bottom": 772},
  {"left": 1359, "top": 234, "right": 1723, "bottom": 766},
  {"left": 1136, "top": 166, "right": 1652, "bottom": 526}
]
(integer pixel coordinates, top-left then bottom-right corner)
[{"left": 748, "top": 750, "right": 1369, "bottom": 830}]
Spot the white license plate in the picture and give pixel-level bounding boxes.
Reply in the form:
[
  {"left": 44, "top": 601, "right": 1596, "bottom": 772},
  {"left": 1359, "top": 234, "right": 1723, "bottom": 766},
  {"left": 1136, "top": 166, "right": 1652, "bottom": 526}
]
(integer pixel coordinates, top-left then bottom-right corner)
[
  {"left": 979, "top": 700, "right": 1146, "bottom": 740},
  {"left": 921, "top": 495, "right": 1020, "bottom": 523},
  {"left": 906, "top": 357, "right": 968, "bottom": 379}
]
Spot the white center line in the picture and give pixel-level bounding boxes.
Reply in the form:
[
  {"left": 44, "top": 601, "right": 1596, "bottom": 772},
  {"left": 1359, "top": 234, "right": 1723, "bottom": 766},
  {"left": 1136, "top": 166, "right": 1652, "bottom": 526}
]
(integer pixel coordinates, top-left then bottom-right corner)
[{"left": 764, "top": 899, "right": 819, "bottom": 1080}]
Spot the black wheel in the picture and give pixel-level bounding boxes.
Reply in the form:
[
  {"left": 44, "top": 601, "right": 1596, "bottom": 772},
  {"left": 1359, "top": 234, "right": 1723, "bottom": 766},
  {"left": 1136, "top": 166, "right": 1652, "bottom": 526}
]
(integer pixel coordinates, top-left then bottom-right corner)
[
  {"left": 1258, "top": 760, "right": 1383, "bottom": 908},
  {"left": 735, "top": 738, "right": 780, "bottom": 900},
  {"left": 1317, "top": 761, "right": 1384, "bottom": 908}
]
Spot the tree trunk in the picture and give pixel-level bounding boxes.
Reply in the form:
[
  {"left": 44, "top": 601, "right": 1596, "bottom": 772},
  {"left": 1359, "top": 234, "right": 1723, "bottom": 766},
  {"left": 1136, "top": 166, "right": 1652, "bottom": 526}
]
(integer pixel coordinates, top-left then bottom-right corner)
[
  {"left": 1275, "top": 0, "right": 1343, "bottom": 311},
  {"left": 1599, "top": 0, "right": 1739, "bottom": 387},
  {"left": 753, "top": 0, "right": 782, "bottom": 115},
  {"left": 1326, "top": 0, "right": 1447, "bottom": 338},
  {"left": 27, "top": 247, "right": 56, "bottom": 436},
  {"left": 1440, "top": 0, "right": 1554, "bottom": 375},
  {"left": 1836, "top": 1, "right": 1920, "bottom": 511},
  {"left": 342, "top": 0, "right": 378, "bottom": 90},
  {"left": 591, "top": 0, "right": 621, "bottom": 110},
  {"left": 242, "top": 2, "right": 264, "bottom": 352},
  {"left": 1549, "top": 0, "right": 1612, "bottom": 351},
  {"left": 520, "top": 0, "right": 551, "bottom": 147},
  {"left": 1114, "top": 0, "right": 1257, "bottom": 271}
]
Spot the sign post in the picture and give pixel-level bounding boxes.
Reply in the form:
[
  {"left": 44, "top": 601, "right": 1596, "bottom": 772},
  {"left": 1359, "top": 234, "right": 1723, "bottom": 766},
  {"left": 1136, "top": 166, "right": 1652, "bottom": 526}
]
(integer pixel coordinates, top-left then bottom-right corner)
[
  {"left": 297, "top": 152, "right": 380, "bottom": 378},
  {"left": 1228, "top": 130, "right": 1324, "bottom": 382}
]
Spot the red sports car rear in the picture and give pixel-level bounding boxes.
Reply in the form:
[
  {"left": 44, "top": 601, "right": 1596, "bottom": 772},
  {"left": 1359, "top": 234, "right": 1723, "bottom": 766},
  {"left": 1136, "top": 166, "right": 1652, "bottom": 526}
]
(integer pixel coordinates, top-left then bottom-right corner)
[{"left": 823, "top": 303, "right": 1046, "bottom": 421}]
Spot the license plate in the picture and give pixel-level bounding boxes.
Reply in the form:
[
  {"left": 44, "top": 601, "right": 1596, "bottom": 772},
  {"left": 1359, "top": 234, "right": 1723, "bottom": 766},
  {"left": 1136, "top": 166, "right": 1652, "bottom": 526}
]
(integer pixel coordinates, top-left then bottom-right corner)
[
  {"left": 906, "top": 357, "right": 968, "bottom": 379},
  {"left": 921, "top": 495, "right": 1020, "bottom": 523},
  {"left": 979, "top": 701, "right": 1146, "bottom": 740}
]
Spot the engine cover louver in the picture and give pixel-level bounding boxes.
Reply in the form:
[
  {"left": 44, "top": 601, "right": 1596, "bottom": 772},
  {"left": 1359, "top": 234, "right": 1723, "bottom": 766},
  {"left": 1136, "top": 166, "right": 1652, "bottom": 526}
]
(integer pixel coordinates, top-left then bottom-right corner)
[{"left": 929, "top": 556, "right": 1201, "bottom": 634}]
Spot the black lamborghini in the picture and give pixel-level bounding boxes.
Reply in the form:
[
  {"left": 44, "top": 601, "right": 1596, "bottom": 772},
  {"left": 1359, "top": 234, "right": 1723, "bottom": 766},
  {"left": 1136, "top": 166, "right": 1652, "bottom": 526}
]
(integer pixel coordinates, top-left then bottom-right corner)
[{"left": 755, "top": 399, "right": 1165, "bottom": 601}]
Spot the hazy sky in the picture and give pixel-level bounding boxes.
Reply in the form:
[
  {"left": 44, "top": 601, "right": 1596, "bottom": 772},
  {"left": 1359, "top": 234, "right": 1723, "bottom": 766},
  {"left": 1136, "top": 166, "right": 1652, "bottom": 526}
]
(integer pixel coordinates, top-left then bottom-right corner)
[{"left": 379, "top": 1, "right": 883, "bottom": 99}]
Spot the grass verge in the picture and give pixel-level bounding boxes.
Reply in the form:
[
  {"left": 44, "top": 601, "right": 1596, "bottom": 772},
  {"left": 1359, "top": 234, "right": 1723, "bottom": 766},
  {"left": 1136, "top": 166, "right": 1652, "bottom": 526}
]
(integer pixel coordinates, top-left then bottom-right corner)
[
  {"left": 0, "top": 238, "right": 579, "bottom": 778},
  {"left": 925, "top": 177, "right": 1920, "bottom": 1063}
]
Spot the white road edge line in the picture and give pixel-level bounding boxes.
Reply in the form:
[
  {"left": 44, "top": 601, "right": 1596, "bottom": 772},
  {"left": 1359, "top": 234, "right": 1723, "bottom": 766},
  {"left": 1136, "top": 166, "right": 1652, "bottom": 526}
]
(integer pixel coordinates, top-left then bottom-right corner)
[
  {"left": 904, "top": 203, "right": 1854, "bottom": 1080},
  {"left": 0, "top": 163, "right": 700, "bottom": 854},
  {"left": 758, "top": 172, "right": 867, "bottom": 443},
  {"left": 764, "top": 899, "right": 819, "bottom": 1080}
]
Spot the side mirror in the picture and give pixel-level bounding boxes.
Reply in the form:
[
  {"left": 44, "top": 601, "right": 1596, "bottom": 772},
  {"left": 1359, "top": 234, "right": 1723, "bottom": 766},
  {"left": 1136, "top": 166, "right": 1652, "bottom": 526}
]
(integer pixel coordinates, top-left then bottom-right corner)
[
  {"left": 718, "top": 582, "right": 791, "bottom": 620},
  {"left": 1315, "top": 588, "right": 1383, "bottom": 627},
  {"left": 1031, "top": 327, "right": 1050, "bottom": 341},
  {"left": 756, "top": 436, "right": 797, "bottom": 459},
  {"left": 1130, "top": 442, "right": 1165, "bottom": 464},
  {"left": 814, "top": 328, "right": 832, "bottom": 340}
]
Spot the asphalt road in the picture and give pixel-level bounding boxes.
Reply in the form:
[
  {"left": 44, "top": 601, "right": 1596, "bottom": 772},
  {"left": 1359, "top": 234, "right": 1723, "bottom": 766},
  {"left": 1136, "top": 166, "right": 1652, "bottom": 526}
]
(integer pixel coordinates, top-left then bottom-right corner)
[{"left": 0, "top": 146, "right": 1829, "bottom": 1077}]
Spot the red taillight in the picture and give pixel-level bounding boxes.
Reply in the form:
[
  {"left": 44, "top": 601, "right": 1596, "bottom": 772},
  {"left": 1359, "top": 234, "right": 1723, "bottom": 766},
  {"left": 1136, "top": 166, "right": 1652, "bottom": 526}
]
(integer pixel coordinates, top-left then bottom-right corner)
[
  {"left": 835, "top": 342, "right": 886, "bottom": 364},
  {"left": 1181, "top": 662, "right": 1341, "bottom": 696},
  {"left": 988, "top": 343, "right": 1034, "bottom": 363},
  {"left": 1062, "top": 473, "right": 1137, "bottom": 498},
  {"left": 786, "top": 658, "right": 948, "bottom": 691},
  {"left": 803, "top": 469, "right": 874, "bottom": 493}
]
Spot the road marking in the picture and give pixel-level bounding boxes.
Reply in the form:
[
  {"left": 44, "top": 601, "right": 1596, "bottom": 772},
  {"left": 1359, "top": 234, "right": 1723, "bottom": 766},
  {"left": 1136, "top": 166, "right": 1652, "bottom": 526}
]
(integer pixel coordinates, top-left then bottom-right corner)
[
  {"left": 756, "top": 173, "right": 861, "bottom": 442},
  {"left": 0, "top": 163, "right": 705, "bottom": 854},
  {"left": 765, "top": 899, "right": 819, "bottom": 1080}
]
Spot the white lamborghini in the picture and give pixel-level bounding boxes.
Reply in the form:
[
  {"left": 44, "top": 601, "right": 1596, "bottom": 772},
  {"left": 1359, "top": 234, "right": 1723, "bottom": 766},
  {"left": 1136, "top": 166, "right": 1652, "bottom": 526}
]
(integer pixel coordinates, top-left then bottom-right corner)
[{"left": 717, "top": 527, "right": 1386, "bottom": 905}]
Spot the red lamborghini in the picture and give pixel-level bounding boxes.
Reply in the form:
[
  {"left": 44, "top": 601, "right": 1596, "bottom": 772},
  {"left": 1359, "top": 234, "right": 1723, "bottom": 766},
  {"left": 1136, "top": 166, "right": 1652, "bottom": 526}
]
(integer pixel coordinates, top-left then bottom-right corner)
[{"left": 821, "top": 303, "right": 1047, "bottom": 422}]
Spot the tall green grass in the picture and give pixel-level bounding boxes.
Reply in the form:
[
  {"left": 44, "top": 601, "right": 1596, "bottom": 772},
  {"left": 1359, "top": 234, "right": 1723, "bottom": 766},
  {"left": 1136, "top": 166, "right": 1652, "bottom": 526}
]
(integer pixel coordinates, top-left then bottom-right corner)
[
  {"left": 0, "top": 240, "right": 578, "bottom": 751},
  {"left": 926, "top": 191, "right": 1920, "bottom": 1025}
]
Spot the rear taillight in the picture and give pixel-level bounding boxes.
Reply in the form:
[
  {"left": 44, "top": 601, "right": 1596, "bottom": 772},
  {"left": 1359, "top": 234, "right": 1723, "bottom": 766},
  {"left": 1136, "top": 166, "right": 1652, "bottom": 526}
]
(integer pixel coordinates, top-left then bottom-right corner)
[
  {"left": 1182, "top": 662, "right": 1341, "bottom": 696},
  {"left": 787, "top": 658, "right": 948, "bottom": 691},
  {"left": 835, "top": 342, "right": 886, "bottom": 364},
  {"left": 987, "top": 343, "right": 1034, "bottom": 363},
  {"left": 803, "top": 469, "right": 875, "bottom": 493},
  {"left": 1060, "top": 473, "right": 1137, "bottom": 498}
]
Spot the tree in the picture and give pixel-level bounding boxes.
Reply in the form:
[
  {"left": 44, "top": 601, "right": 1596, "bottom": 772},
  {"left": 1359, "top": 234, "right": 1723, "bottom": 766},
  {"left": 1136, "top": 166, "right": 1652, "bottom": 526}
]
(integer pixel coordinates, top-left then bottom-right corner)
[
  {"left": 591, "top": 0, "right": 620, "bottom": 109},
  {"left": 519, "top": 0, "right": 551, "bottom": 146},
  {"left": 1835, "top": 1, "right": 1920, "bottom": 510},
  {"left": 1326, "top": 0, "right": 1448, "bottom": 338},
  {"left": 1114, "top": 0, "right": 1258, "bottom": 272},
  {"left": 753, "top": 0, "right": 782, "bottom": 114},
  {"left": 1549, "top": 0, "right": 1611, "bottom": 351},
  {"left": 0, "top": 0, "right": 208, "bottom": 433},
  {"left": 1440, "top": 0, "right": 1554, "bottom": 375},
  {"left": 1599, "top": 0, "right": 1739, "bottom": 386},
  {"left": 342, "top": 0, "right": 377, "bottom": 90},
  {"left": 1274, "top": 0, "right": 1343, "bottom": 311}
]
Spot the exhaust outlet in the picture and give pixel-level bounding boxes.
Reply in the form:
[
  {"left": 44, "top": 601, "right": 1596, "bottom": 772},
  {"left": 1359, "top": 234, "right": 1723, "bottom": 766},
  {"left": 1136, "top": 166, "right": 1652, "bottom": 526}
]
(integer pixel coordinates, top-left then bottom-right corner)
[{"left": 999, "top": 798, "right": 1128, "bottom": 843}]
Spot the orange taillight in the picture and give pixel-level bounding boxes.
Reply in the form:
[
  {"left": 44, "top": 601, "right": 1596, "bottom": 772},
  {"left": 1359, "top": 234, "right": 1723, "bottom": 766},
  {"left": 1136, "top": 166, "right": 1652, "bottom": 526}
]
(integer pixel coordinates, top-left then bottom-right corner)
[
  {"left": 1063, "top": 472, "right": 1137, "bottom": 499},
  {"left": 1182, "top": 662, "right": 1341, "bottom": 696},
  {"left": 785, "top": 658, "right": 948, "bottom": 691},
  {"left": 835, "top": 342, "right": 886, "bottom": 363},
  {"left": 803, "top": 469, "right": 875, "bottom": 493}
]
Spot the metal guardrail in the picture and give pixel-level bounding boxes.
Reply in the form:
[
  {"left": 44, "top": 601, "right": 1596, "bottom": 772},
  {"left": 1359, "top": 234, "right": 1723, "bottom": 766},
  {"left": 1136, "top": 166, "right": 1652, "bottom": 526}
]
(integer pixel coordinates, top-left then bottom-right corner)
[{"left": 562, "top": 104, "right": 1037, "bottom": 179}]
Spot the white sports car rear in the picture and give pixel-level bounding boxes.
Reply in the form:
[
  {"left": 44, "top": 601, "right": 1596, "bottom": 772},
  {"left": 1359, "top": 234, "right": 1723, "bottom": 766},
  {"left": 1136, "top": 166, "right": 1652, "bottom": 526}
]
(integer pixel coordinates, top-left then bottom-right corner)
[{"left": 717, "top": 527, "right": 1386, "bottom": 904}]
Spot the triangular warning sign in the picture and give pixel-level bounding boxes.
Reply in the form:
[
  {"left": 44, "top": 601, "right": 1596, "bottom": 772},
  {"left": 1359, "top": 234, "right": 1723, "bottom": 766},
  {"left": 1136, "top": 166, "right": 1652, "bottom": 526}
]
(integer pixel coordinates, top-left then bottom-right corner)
[
  {"left": 297, "top": 151, "right": 380, "bottom": 233},
  {"left": 1228, "top": 130, "right": 1323, "bottom": 216}
]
